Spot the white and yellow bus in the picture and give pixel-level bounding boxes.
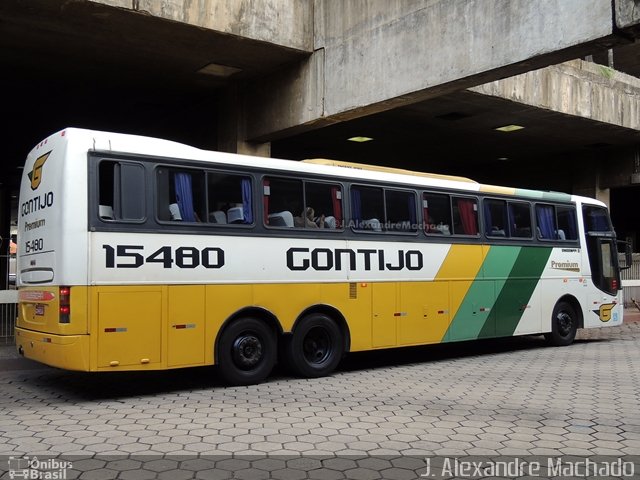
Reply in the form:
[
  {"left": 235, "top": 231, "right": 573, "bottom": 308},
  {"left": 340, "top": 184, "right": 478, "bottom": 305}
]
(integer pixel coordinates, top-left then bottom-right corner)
[{"left": 15, "top": 128, "right": 631, "bottom": 385}]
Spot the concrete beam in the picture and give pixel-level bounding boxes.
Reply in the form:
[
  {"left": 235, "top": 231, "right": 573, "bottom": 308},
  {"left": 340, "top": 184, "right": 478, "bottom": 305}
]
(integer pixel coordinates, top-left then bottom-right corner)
[
  {"left": 469, "top": 60, "right": 640, "bottom": 132},
  {"left": 94, "top": 0, "right": 313, "bottom": 52},
  {"left": 245, "top": 0, "right": 640, "bottom": 142}
]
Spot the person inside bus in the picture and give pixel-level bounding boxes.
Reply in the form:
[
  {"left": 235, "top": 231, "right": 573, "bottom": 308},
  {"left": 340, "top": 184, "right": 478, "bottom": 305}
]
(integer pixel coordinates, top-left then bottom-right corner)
[{"left": 295, "top": 207, "right": 325, "bottom": 228}]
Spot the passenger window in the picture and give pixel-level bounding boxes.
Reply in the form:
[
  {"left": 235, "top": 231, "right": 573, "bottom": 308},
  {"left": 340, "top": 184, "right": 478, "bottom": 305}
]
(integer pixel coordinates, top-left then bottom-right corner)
[
  {"left": 351, "top": 186, "right": 384, "bottom": 231},
  {"left": 264, "top": 177, "right": 342, "bottom": 230},
  {"left": 263, "top": 177, "right": 301, "bottom": 227},
  {"left": 424, "top": 193, "right": 452, "bottom": 235},
  {"left": 557, "top": 206, "right": 578, "bottom": 240},
  {"left": 386, "top": 190, "right": 417, "bottom": 232},
  {"left": 424, "top": 193, "right": 478, "bottom": 236},
  {"left": 98, "top": 160, "right": 146, "bottom": 222},
  {"left": 156, "top": 167, "right": 205, "bottom": 223},
  {"left": 304, "top": 182, "right": 343, "bottom": 229},
  {"left": 484, "top": 199, "right": 508, "bottom": 237},
  {"left": 207, "top": 173, "right": 253, "bottom": 225},
  {"left": 509, "top": 202, "right": 532, "bottom": 238}
]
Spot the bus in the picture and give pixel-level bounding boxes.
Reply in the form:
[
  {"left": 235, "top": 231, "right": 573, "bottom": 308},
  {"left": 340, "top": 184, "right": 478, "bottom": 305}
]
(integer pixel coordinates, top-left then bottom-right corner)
[{"left": 15, "top": 128, "right": 632, "bottom": 385}]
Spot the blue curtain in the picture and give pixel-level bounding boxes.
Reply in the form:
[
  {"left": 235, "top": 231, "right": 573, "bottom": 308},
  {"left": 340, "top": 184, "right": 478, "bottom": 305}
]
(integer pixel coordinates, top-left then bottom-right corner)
[
  {"left": 566, "top": 209, "right": 578, "bottom": 239},
  {"left": 351, "top": 189, "right": 362, "bottom": 225},
  {"left": 508, "top": 204, "right": 515, "bottom": 237},
  {"left": 241, "top": 179, "right": 253, "bottom": 224},
  {"left": 483, "top": 202, "right": 492, "bottom": 233},
  {"left": 174, "top": 172, "right": 196, "bottom": 222},
  {"left": 536, "top": 205, "right": 555, "bottom": 239},
  {"left": 408, "top": 195, "right": 416, "bottom": 224}
]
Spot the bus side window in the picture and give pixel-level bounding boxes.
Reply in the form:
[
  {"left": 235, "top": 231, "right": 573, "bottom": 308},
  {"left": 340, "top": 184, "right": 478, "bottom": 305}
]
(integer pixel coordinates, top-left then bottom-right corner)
[
  {"left": 386, "top": 190, "right": 417, "bottom": 232},
  {"left": 351, "top": 185, "right": 384, "bottom": 231},
  {"left": 508, "top": 201, "right": 532, "bottom": 238},
  {"left": 484, "top": 199, "right": 509, "bottom": 237},
  {"left": 557, "top": 206, "right": 578, "bottom": 240},
  {"left": 207, "top": 173, "right": 253, "bottom": 225},
  {"left": 98, "top": 160, "right": 145, "bottom": 222},
  {"left": 264, "top": 177, "right": 301, "bottom": 228},
  {"left": 156, "top": 168, "right": 205, "bottom": 223},
  {"left": 304, "top": 182, "right": 343, "bottom": 229},
  {"left": 424, "top": 193, "right": 452, "bottom": 235}
]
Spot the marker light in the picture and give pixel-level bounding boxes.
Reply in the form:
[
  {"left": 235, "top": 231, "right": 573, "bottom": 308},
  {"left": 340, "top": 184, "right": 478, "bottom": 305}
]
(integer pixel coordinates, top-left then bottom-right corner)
[{"left": 59, "top": 286, "right": 70, "bottom": 323}]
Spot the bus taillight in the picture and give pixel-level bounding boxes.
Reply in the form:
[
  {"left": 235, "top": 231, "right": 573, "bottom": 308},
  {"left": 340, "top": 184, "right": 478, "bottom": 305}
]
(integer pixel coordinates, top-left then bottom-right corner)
[{"left": 59, "top": 286, "right": 71, "bottom": 323}]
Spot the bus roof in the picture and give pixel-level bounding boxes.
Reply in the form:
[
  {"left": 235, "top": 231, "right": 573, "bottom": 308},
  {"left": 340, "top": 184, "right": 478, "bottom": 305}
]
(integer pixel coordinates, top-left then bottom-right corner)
[{"left": 43, "top": 128, "right": 601, "bottom": 206}]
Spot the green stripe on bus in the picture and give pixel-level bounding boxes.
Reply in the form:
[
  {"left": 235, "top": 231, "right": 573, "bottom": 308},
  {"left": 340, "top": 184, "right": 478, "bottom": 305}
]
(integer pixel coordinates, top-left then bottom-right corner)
[
  {"left": 478, "top": 246, "right": 552, "bottom": 338},
  {"left": 446, "top": 246, "right": 521, "bottom": 341},
  {"left": 514, "top": 188, "right": 572, "bottom": 203}
]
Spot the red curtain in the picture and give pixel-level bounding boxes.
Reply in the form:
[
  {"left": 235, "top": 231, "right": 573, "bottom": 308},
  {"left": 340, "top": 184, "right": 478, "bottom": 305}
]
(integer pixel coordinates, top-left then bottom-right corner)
[
  {"left": 457, "top": 198, "right": 478, "bottom": 235},
  {"left": 263, "top": 179, "right": 270, "bottom": 224},
  {"left": 331, "top": 187, "right": 343, "bottom": 228}
]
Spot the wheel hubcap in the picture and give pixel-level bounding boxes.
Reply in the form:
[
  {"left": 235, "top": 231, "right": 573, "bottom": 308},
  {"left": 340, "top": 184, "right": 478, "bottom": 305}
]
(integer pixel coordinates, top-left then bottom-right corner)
[
  {"left": 232, "top": 334, "right": 263, "bottom": 370},
  {"left": 556, "top": 311, "right": 573, "bottom": 336},
  {"left": 303, "top": 327, "right": 331, "bottom": 365}
]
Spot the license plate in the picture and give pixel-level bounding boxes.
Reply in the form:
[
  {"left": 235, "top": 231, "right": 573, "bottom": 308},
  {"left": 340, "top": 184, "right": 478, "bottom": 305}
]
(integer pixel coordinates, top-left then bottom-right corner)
[{"left": 35, "top": 304, "right": 45, "bottom": 316}]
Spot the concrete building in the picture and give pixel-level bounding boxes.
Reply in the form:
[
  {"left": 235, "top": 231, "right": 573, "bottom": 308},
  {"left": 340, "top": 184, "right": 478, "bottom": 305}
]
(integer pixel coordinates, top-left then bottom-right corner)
[{"left": 1, "top": 0, "right": 640, "bottom": 288}]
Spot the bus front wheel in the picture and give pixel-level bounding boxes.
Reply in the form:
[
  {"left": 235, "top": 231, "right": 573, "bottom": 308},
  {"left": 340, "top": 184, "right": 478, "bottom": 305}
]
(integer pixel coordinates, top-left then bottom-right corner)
[
  {"left": 217, "top": 317, "right": 276, "bottom": 386},
  {"left": 545, "top": 301, "right": 578, "bottom": 346},
  {"left": 284, "top": 313, "right": 343, "bottom": 378}
]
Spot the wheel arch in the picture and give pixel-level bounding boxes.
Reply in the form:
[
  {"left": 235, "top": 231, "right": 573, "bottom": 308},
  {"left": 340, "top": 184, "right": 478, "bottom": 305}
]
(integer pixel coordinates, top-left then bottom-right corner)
[
  {"left": 293, "top": 304, "right": 351, "bottom": 354},
  {"left": 555, "top": 294, "right": 584, "bottom": 329},
  {"left": 214, "top": 306, "right": 283, "bottom": 364}
]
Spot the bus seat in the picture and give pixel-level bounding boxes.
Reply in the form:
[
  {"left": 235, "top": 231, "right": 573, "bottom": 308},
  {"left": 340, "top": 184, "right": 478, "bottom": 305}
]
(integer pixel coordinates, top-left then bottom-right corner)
[
  {"left": 209, "top": 211, "right": 227, "bottom": 224},
  {"left": 436, "top": 224, "right": 450, "bottom": 235},
  {"left": 362, "top": 218, "right": 382, "bottom": 231},
  {"left": 557, "top": 229, "right": 566, "bottom": 240},
  {"left": 324, "top": 216, "right": 336, "bottom": 229},
  {"left": 169, "top": 203, "right": 182, "bottom": 221},
  {"left": 99, "top": 205, "right": 114, "bottom": 220},
  {"left": 268, "top": 211, "right": 294, "bottom": 227},
  {"left": 227, "top": 207, "right": 245, "bottom": 224}
]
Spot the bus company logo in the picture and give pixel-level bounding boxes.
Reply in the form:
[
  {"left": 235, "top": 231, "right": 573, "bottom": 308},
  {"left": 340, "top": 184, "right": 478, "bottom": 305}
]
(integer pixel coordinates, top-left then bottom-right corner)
[
  {"left": 28, "top": 152, "right": 51, "bottom": 190},
  {"left": 593, "top": 302, "right": 616, "bottom": 322},
  {"left": 550, "top": 260, "right": 580, "bottom": 272},
  {"left": 8, "top": 456, "right": 72, "bottom": 479}
]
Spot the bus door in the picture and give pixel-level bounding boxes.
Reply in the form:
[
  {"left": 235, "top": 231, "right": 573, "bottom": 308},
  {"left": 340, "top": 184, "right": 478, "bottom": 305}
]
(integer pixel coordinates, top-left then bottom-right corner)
[
  {"left": 582, "top": 205, "right": 622, "bottom": 324},
  {"left": 585, "top": 234, "right": 620, "bottom": 297}
]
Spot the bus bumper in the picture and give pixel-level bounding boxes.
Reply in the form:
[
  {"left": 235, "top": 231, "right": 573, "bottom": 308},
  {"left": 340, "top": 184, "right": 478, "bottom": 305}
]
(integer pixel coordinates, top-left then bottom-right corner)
[{"left": 15, "top": 327, "right": 91, "bottom": 371}]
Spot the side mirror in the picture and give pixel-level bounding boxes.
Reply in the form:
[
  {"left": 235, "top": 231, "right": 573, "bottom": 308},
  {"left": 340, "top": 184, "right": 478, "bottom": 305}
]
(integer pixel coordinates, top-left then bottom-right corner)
[{"left": 618, "top": 240, "right": 633, "bottom": 270}]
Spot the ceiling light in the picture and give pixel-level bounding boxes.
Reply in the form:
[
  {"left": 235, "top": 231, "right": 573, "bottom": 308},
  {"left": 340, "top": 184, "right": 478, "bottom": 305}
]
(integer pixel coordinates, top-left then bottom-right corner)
[
  {"left": 494, "top": 124, "right": 524, "bottom": 132},
  {"left": 348, "top": 136, "right": 374, "bottom": 143},
  {"left": 197, "top": 63, "right": 242, "bottom": 77},
  {"left": 498, "top": 157, "right": 509, "bottom": 161}
]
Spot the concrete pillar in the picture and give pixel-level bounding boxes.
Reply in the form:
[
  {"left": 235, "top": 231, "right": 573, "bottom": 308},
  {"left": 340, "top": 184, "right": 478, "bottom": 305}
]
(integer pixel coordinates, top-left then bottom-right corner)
[
  {"left": 0, "top": 187, "right": 10, "bottom": 290},
  {"left": 218, "top": 85, "right": 271, "bottom": 157}
]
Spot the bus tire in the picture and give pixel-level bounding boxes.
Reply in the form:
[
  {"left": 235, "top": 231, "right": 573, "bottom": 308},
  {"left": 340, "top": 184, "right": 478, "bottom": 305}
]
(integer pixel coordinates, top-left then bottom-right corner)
[
  {"left": 545, "top": 301, "right": 578, "bottom": 346},
  {"left": 285, "top": 313, "right": 343, "bottom": 378},
  {"left": 217, "top": 317, "right": 276, "bottom": 386}
]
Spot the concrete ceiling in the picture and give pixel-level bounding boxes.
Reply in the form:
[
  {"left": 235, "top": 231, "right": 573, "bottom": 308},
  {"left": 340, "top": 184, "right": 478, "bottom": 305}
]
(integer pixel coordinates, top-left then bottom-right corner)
[{"left": 1, "top": 0, "right": 639, "bottom": 198}]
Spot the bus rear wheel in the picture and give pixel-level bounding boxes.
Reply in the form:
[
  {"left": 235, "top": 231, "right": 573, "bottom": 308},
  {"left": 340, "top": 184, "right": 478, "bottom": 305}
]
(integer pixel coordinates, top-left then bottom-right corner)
[
  {"left": 545, "top": 301, "right": 578, "bottom": 346},
  {"left": 217, "top": 317, "right": 276, "bottom": 386},
  {"left": 284, "top": 313, "right": 343, "bottom": 378}
]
